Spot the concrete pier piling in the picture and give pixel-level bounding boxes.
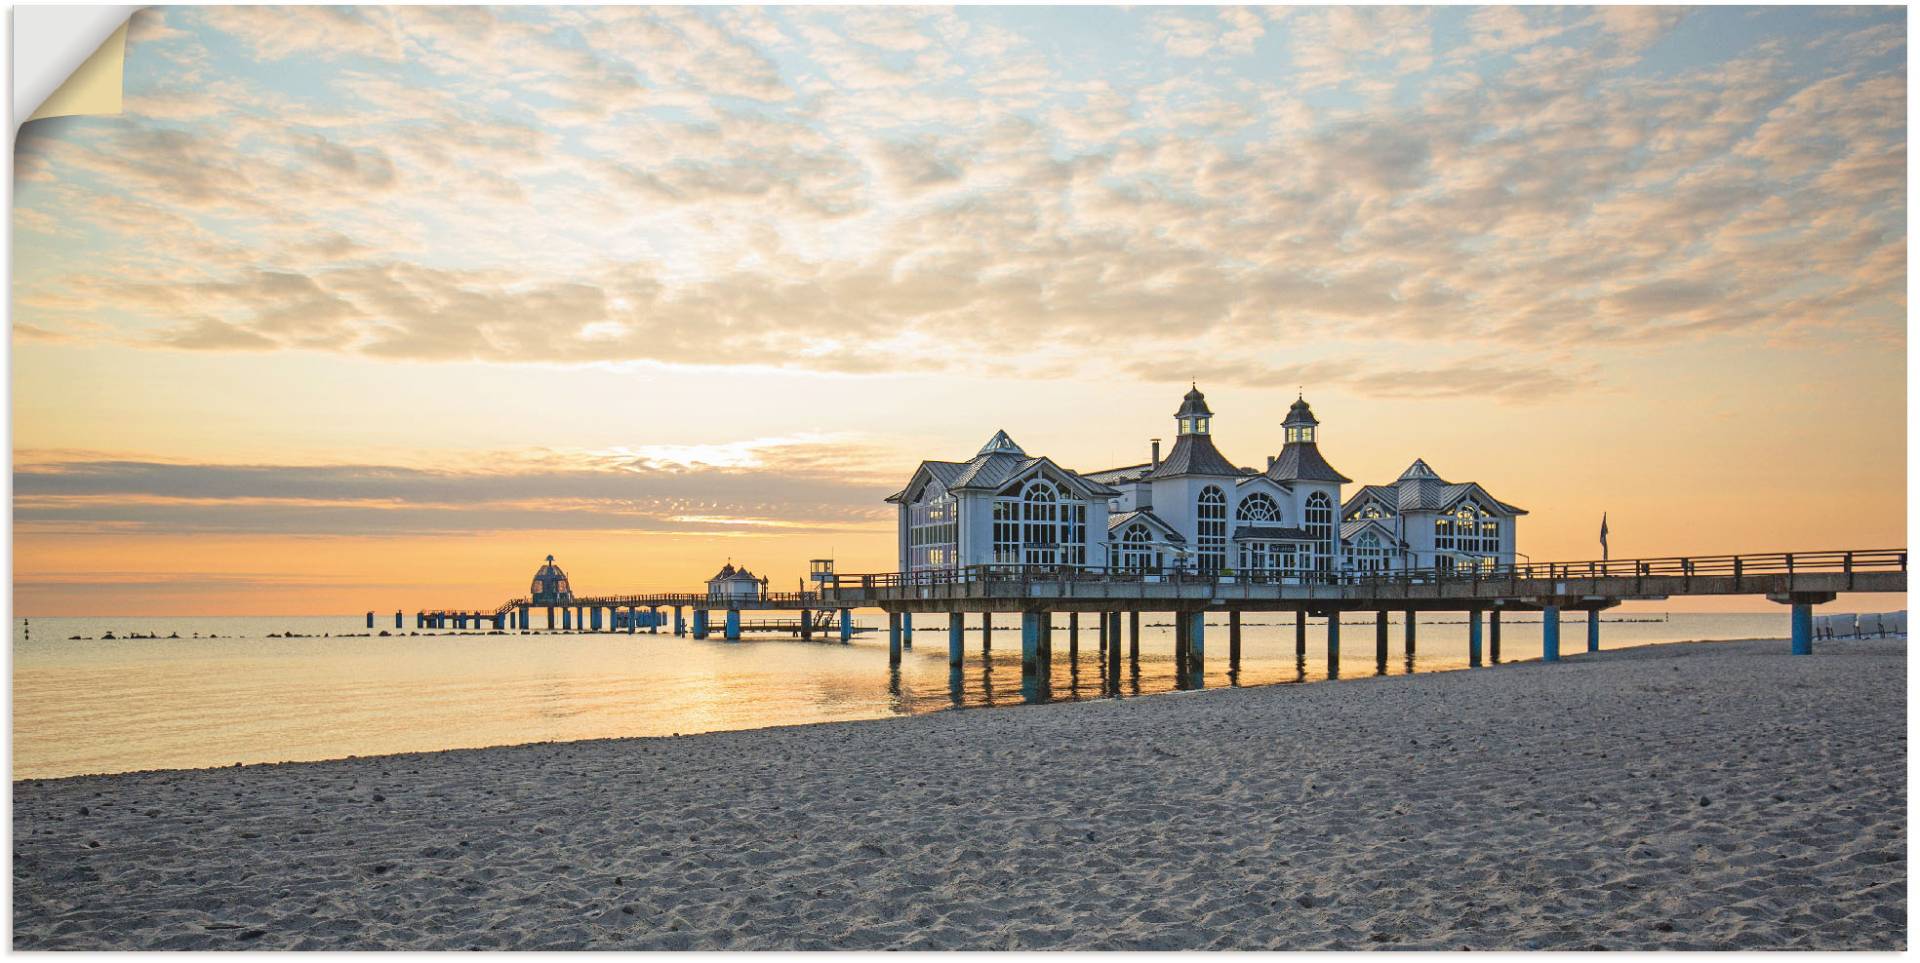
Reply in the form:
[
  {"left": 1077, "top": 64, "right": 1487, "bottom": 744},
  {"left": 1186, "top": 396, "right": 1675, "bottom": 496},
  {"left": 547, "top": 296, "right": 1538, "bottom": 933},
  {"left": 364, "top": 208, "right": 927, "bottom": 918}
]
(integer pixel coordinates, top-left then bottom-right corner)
[
  {"left": 1587, "top": 608, "right": 1600, "bottom": 653},
  {"left": 1327, "top": 615, "right": 1341, "bottom": 678},
  {"left": 1489, "top": 609, "right": 1502, "bottom": 663},
  {"left": 948, "top": 615, "right": 964, "bottom": 667},
  {"left": 1229, "top": 610, "right": 1242, "bottom": 672},
  {"left": 1295, "top": 610, "right": 1307, "bottom": 659},
  {"left": 1791, "top": 602, "right": 1813, "bottom": 655},
  {"left": 724, "top": 609, "right": 741, "bottom": 642},
  {"left": 838, "top": 608, "right": 852, "bottom": 644},
  {"left": 888, "top": 612, "right": 902, "bottom": 665},
  {"left": 901, "top": 613, "right": 913, "bottom": 648},
  {"left": 1404, "top": 610, "right": 1416, "bottom": 658},
  {"left": 1542, "top": 605, "right": 1561, "bottom": 662}
]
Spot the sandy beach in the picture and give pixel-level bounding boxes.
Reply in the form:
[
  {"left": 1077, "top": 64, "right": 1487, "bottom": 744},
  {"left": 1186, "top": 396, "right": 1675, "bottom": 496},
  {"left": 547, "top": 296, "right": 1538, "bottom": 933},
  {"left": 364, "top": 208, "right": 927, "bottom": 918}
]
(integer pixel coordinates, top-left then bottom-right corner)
[{"left": 12, "top": 637, "right": 1906, "bottom": 950}]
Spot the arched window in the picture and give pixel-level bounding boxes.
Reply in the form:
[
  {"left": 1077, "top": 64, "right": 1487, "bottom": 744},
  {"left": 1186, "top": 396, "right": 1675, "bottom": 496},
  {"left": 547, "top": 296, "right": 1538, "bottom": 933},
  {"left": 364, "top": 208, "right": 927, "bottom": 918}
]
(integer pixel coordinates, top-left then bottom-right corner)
[
  {"left": 1235, "top": 492, "right": 1279, "bottom": 523},
  {"left": 1197, "top": 487, "right": 1227, "bottom": 573},
  {"left": 908, "top": 486, "right": 959, "bottom": 570},
  {"left": 1118, "top": 524, "right": 1155, "bottom": 573},
  {"left": 1352, "top": 532, "right": 1385, "bottom": 572},
  {"left": 1021, "top": 481, "right": 1059, "bottom": 566},
  {"left": 1305, "top": 491, "right": 1334, "bottom": 572}
]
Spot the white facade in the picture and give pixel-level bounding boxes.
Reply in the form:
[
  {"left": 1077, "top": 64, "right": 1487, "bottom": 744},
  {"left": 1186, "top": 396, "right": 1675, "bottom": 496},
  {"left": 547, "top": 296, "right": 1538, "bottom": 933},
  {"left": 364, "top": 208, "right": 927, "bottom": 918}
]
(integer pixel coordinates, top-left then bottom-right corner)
[
  {"left": 889, "top": 388, "right": 1524, "bottom": 578},
  {"left": 706, "top": 563, "right": 768, "bottom": 600}
]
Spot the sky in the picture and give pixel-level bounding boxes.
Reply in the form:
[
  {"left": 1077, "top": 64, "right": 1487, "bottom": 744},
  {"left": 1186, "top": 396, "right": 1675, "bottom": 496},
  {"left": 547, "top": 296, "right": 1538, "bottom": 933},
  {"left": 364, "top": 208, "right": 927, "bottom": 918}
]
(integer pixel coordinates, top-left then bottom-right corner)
[{"left": 11, "top": 4, "right": 1908, "bottom": 615}]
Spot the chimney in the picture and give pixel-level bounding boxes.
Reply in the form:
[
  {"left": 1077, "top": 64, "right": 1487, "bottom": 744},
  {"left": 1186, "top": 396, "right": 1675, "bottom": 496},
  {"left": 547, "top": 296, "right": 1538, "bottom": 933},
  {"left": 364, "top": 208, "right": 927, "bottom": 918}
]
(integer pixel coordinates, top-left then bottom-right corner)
[
  {"left": 1151, "top": 438, "right": 1162, "bottom": 468},
  {"left": 1267, "top": 454, "right": 1277, "bottom": 469}
]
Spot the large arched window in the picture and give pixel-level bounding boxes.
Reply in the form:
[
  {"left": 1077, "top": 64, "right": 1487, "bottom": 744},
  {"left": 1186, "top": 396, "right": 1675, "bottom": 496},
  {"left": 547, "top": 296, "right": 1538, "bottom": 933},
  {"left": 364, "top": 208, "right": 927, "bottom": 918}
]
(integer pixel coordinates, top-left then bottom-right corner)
[
  {"left": 1305, "top": 491, "right": 1334, "bottom": 573},
  {"left": 908, "top": 486, "right": 959, "bottom": 570},
  {"left": 1118, "top": 524, "right": 1155, "bottom": 573},
  {"left": 1021, "top": 481, "right": 1059, "bottom": 566},
  {"left": 1197, "top": 487, "right": 1227, "bottom": 573},
  {"left": 1235, "top": 492, "right": 1279, "bottom": 523}
]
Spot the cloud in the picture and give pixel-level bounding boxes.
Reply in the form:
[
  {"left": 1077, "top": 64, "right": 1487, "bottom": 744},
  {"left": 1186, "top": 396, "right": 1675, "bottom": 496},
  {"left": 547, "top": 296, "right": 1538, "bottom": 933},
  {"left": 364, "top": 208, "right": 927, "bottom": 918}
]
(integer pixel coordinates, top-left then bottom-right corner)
[{"left": 13, "top": 440, "right": 901, "bottom": 537}]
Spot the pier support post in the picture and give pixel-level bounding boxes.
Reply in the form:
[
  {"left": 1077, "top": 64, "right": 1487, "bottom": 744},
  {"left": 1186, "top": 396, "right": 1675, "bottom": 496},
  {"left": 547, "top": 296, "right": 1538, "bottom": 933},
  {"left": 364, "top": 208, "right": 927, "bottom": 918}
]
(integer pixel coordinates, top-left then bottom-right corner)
[
  {"left": 1327, "top": 614, "right": 1341, "bottom": 678},
  {"left": 888, "top": 612, "right": 902, "bottom": 665},
  {"left": 799, "top": 609, "right": 812, "bottom": 641},
  {"left": 981, "top": 613, "right": 992, "bottom": 654},
  {"left": 1375, "top": 611, "right": 1389, "bottom": 672},
  {"left": 1791, "top": 602, "right": 1813, "bottom": 656},
  {"left": 1587, "top": 608, "right": 1600, "bottom": 653},
  {"left": 725, "top": 609, "right": 741, "bottom": 642},
  {"left": 902, "top": 613, "right": 914, "bottom": 648},
  {"left": 1404, "top": 610, "right": 1416, "bottom": 658},
  {"left": 1229, "top": 610, "right": 1242, "bottom": 671},
  {"left": 547, "top": 607, "right": 556, "bottom": 630},
  {"left": 672, "top": 606, "right": 684, "bottom": 637},
  {"left": 648, "top": 607, "right": 658, "bottom": 634},
  {"left": 838, "top": 608, "right": 852, "bottom": 644},
  {"left": 1021, "top": 610, "right": 1046, "bottom": 678},
  {"left": 1069, "top": 613, "right": 1080, "bottom": 663},
  {"left": 590, "top": 607, "right": 601, "bottom": 632},
  {"left": 561, "top": 609, "right": 571, "bottom": 631},
  {"left": 1187, "top": 611, "right": 1205, "bottom": 685},
  {"left": 1490, "top": 609, "right": 1502, "bottom": 663},
  {"left": 948, "top": 615, "right": 964, "bottom": 667},
  {"left": 1106, "top": 612, "right": 1121, "bottom": 684},
  {"left": 1468, "top": 609, "right": 1483, "bottom": 667},
  {"left": 1296, "top": 610, "right": 1307, "bottom": 659},
  {"left": 692, "top": 610, "right": 708, "bottom": 640},
  {"left": 366, "top": 611, "right": 375, "bottom": 629},
  {"left": 1128, "top": 611, "right": 1140, "bottom": 662},
  {"left": 1542, "top": 605, "right": 1561, "bottom": 662}
]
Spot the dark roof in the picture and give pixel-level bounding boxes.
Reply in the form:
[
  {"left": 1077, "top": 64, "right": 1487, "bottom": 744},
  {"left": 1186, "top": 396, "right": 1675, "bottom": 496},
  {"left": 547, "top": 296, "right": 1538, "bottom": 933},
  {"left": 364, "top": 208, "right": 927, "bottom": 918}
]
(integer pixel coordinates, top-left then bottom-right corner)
[
  {"left": 887, "top": 450, "right": 1120, "bottom": 503},
  {"left": 977, "top": 430, "right": 1024, "bottom": 457},
  {"left": 1283, "top": 395, "right": 1319, "bottom": 427},
  {"left": 1265, "top": 442, "right": 1351, "bottom": 484},
  {"left": 1084, "top": 462, "right": 1153, "bottom": 486},
  {"left": 1147, "top": 433, "right": 1243, "bottom": 479},
  {"left": 1109, "top": 509, "right": 1186, "bottom": 543},
  {"left": 1232, "top": 525, "right": 1314, "bottom": 541},
  {"left": 1175, "top": 385, "right": 1212, "bottom": 419},
  {"left": 1342, "top": 518, "right": 1404, "bottom": 544},
  {"left": 1397, "top": 458, "right": 1439, "bottom": 481},
  {"left": 1343, "top": 463, "right": 1527, "bottom": 516}
]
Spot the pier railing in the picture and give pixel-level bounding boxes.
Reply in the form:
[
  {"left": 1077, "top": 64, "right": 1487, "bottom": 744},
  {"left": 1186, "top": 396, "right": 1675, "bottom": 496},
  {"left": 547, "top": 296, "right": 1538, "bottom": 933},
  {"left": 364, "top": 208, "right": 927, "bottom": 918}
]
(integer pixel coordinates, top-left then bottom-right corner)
[{"left": 823, "top": 549, "right": 1908, "bottom": 593}]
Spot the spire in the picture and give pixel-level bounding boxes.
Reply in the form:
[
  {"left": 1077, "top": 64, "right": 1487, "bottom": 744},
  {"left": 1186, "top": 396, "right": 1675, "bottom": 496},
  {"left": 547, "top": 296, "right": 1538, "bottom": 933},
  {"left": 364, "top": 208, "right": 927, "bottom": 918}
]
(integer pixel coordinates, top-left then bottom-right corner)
[
  {"left": 977, "top": 429, "right": 1025, "bottom": 456},
  {"left": 1175, "top": 385, "right": 1213, "bottom": 435}
]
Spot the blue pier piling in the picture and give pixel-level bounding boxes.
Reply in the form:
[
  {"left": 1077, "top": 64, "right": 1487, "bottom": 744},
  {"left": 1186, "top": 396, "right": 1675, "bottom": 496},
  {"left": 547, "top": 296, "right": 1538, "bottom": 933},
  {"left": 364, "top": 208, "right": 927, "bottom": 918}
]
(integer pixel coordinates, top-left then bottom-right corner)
[
  {"left": 547, "top": 607, "right": 555, "bottom": 630},
  {"left": 1587, "top": 608, "right": 1600, "bottom": 653},
  {"left": 395, "top": 611, "right": 403, "bottom": 629},
  {"left": 902, "top": 613, "right": 914, "bottom": 648},
  {"left": 888, "top": 612, "right": 903, "bottom": 665},
  {"left": 1021, "top": 610, "right": 1043, "bottom": 677},
  {"left": 1791, "top": 602, "right": 1813, "bottom": 655},
  {"left": 1542, "top": 605, "right": 1561, "bottom": 661},
  {"left": 1187, "top": 611, "right": 1205, "bottom": 686},
  {"left": 1404, "top": 610, "right": 1416, "bottom": 657},
  {"left": 590, "top": 607, "right": 601, "bottom": 632},
  {"left": 366, "top": 611, "right": 374, "bottom": 629},
  {"left": 693, "top": 610, "right": 709, "bottom": 640},
  {"left": 649, "top": 607, "right": 659, "bottom": 634},
  {"left": 838, "top": 608, "right": 852, "bottom": 643},
  {"left": 1468, "top": 609, "right": 1483, "bottom": 667},
  {"left": 673, "top": 607, "right": 685, "bottom": 637},
  {"left": 561, "top": 608, "right": 571, "bottom": 631},
  {"left": 1489, "top": 609, "right": 1502, "bottom": 662},
  {"left": 725, "top": 609, "right": 741, "bottom": 642},
  {"left": 1327, "top": 615, "right": 1341, "bottom": 678},
  {"left": 949, "top": 615, "right": 964, "bottom": 667}
]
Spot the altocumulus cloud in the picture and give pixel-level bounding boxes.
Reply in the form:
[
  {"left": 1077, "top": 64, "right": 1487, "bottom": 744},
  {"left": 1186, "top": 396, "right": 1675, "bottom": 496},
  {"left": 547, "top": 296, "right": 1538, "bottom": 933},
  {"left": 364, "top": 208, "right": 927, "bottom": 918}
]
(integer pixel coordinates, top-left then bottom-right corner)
[{"left": 11, "top": 5, "right": 1906, "bottom": 382}]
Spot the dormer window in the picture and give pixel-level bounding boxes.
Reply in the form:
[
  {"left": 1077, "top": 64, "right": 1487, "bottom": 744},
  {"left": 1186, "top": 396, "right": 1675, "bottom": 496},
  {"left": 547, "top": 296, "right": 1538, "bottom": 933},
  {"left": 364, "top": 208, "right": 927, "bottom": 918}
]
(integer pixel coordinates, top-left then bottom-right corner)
[
  {"left": 1181, "top": 416, "right": 1210, "bottom": 435},
  {"left": 1286, "top": 425, "right": 1315, "bottom": 444}
]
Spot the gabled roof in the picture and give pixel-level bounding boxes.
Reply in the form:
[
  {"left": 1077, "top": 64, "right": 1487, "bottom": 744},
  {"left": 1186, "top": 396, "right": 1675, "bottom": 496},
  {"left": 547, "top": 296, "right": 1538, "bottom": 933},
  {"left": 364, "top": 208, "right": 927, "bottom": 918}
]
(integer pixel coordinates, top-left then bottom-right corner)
[
  {"left": 1344, "top": 462, "right": 1527, "bottom": 516},
  {"left": 1109, "top": 509, "right": 1186, "bottom": 544},
  {"left": 1147, "top": 433, "right": 1244, "bottom": 479},
  {"left": 885, "top": 460, "right": 965, "bottom": 503},
  {"left": 1265, "top": 442, "right": 1351, "bottom": 484},
  {"left": 888, "top": 445, "right": 1119, "bottom": 504},
  {"left": 1342, "top": 518, "right": 1405, "bottom": 545}
]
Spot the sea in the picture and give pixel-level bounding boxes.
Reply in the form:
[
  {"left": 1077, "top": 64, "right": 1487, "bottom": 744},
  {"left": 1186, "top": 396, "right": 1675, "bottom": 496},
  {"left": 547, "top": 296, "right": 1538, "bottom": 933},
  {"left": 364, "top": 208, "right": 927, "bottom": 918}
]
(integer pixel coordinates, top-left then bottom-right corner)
[{"left": 13, "top": 611, "right": 1801, "bottom": 779}]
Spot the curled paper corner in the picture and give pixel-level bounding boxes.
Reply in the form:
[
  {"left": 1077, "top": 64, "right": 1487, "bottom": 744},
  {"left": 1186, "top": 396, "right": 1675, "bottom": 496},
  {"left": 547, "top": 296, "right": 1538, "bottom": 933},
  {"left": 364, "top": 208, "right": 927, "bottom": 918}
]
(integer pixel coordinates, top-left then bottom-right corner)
[{"left": 14, "top": 5, "right": 138, "bottom": 134}]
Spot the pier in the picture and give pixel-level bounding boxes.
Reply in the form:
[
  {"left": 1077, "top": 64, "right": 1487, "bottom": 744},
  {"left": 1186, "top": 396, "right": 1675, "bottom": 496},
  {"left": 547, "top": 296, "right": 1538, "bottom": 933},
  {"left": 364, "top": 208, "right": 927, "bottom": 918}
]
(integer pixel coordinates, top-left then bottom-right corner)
[{"left": 410, "top": 549, "right": 1904, "bottom": 691}]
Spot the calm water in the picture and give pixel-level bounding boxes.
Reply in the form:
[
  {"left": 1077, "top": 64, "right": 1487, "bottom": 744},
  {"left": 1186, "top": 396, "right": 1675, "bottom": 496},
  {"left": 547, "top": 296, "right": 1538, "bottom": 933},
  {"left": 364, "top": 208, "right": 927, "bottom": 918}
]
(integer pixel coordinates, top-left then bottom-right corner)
[{"left": 14, "top": 611, "right": 1790, "bottom": 779}]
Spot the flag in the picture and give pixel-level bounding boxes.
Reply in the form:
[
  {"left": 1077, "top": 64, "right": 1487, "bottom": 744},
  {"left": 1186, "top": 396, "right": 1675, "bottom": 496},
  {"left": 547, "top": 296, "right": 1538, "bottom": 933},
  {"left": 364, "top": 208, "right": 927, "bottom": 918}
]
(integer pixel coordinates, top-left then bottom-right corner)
[{"left": 1599, "top": 512, "right": 1610, "bottom": 560}]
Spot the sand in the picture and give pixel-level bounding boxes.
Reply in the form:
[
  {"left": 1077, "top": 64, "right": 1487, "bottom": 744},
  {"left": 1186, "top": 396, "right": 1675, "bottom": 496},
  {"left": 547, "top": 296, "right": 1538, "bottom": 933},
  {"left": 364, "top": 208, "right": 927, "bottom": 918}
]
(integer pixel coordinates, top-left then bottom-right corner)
[{"left": 12, "top": 637, "right": 1906, "bottom": 950}]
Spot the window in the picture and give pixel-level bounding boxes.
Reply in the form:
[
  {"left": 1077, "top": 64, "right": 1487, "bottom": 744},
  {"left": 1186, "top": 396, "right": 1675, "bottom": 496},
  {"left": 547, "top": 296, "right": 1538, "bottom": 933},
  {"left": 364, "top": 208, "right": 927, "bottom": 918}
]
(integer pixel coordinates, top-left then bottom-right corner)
[
  {"left": 1021, "top": 481, "right": 1060, "bottom": 566},
  {"left": 992, "top": 499, "right": 1019, "bottom": 564},
  {"left": 1235, "top": 492, "right": 1279, "bottom": 524},
  {"left": 1118, "top": 524, "right": 1155, "bottom": 573},
  {"left": 1352, "top": 532, "right": 1385, "bottom": 572},
  {"left": 1197, "top": 487, "right": 1227, "bottom": 573},
  {"left": 1305, "top": 491, "right": 1334, "bottom": 573},
  {"left": 1286, "top": 425, "right": 1314, "bottom": 444},
  {"left": 908, "top": 488, "right": 959, "bottom": 571},
  {"left": 1349, "top": 500, "right": 1391, "bottom": 522},
  {"left": 1063, "top": 501, "right": 1087, "bottom": 567}
]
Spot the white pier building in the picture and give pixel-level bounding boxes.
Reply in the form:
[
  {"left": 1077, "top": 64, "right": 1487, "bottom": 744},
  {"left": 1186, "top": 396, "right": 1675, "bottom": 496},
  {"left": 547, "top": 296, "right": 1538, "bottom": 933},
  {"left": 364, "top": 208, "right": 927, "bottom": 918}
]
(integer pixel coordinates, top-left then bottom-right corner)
[{"left": 889, "top": 387, "right": 1524, "bottom": 579}]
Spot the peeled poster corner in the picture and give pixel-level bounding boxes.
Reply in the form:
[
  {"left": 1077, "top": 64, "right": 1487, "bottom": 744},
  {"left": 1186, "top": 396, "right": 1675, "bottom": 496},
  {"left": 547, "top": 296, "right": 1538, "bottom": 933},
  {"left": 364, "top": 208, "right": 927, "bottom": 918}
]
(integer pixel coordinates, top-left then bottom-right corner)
[{"left": 14, "top": 5, "right": 137, "bottom": 133}]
